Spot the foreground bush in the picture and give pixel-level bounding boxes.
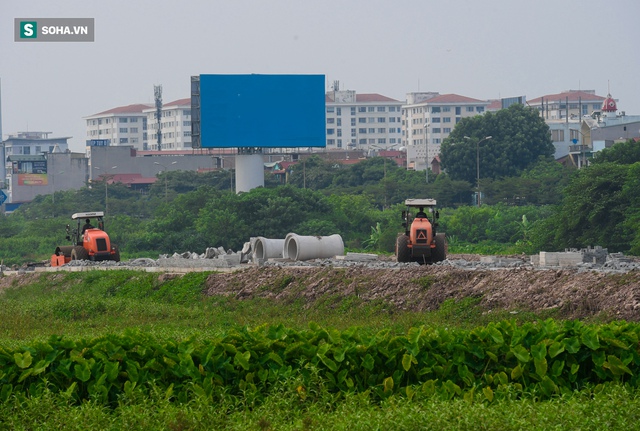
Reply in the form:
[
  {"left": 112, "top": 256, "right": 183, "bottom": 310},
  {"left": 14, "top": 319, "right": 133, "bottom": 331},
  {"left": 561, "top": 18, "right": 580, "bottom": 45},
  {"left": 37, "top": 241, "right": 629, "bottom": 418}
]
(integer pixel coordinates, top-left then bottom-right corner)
[{"left": 1, "top": 319, "right": 638, "bottom": 406}]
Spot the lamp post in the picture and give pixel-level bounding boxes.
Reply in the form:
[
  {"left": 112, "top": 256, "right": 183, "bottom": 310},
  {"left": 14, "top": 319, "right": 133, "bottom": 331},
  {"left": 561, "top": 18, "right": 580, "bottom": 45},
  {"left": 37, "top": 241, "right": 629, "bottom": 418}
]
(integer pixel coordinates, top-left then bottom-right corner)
[
  {"left": 424, "top": 123, "right": 429, "bottom": 183},
  {"left": 154, "top": 161, "right": 177, "bottom": 201},
  {"left": 94, "top": 165, "right": 118, "bottom": 215},
  {"left": 464, "top": 135, "right": 492, "bottom": 206}
]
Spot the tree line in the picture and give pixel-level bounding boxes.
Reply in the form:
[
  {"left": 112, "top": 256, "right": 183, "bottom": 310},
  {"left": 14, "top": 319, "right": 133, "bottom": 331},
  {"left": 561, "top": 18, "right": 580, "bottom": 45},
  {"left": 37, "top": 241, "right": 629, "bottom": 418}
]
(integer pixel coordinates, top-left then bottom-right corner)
[{"left": 1, "top": 104, "right": 638, "bottom": 265}]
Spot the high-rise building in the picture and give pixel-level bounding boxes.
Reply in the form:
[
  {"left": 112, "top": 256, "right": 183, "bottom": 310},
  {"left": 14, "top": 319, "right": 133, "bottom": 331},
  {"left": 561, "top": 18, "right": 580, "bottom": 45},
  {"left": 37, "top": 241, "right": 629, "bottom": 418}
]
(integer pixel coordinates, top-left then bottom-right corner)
[
  {"left": 325, "top": 86, "right": 403, "bottom": 151},
  {"left": 84, "top": 104, "right": 151, "bottom": 151},
  {"left": 403, "top": 93, "right": 490, "bottom": 171}
]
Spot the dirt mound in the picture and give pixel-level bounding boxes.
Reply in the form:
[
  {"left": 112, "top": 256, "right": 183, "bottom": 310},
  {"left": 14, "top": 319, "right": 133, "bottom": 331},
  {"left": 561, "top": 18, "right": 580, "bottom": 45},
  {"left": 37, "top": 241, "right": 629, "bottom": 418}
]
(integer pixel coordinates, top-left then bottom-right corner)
[{"left": 204, "top": 265, "right": 640, "bottom": 321}]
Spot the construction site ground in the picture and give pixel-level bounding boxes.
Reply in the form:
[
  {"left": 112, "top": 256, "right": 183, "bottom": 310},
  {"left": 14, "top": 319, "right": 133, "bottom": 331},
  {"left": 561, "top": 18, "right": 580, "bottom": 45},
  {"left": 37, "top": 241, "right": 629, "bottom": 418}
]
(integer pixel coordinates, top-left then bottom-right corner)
[{"left": 2, "top": 254, "right": 640, "bottom": 322}]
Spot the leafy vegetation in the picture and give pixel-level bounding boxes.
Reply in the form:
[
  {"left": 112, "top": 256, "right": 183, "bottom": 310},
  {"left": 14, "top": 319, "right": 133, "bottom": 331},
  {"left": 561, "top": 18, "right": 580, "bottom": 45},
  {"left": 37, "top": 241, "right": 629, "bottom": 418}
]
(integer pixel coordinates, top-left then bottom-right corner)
[{"left": 1, "top": 270, "right": 640, "bottom": 429}]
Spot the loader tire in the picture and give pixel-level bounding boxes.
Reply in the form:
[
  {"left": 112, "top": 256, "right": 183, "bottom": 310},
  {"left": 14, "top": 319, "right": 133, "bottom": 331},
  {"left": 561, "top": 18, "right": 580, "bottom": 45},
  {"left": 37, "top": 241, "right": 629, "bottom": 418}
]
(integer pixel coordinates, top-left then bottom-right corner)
[
  {"left": 71, "top": 246, "right": 89, "bottom": 261},
  {"left": 433, "top": 233, "right": 447, "bottom": 263},
  {"left": 111, "top": 245, "right": 121, "bottom": 262},
  {"left": 57, "top": 246, "right": 74, "bottom": 258},
  {"left": 396, "top": 234, "right": 411, "bottom": 263}
]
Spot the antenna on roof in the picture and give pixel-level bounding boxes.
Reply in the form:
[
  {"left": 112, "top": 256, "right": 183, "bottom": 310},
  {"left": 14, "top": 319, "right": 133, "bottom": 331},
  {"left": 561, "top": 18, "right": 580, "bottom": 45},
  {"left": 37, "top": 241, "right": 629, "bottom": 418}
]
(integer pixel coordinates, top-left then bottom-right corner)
[{"left": 154, "top": 85, "right": 163, "bottom": 149}]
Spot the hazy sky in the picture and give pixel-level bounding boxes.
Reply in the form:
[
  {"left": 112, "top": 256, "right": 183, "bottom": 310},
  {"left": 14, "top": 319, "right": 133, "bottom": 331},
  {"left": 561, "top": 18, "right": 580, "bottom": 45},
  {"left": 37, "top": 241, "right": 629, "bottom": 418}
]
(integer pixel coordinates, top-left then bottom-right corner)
[{"left": 2, "top": 0, "right": 639, "bottom": 152}]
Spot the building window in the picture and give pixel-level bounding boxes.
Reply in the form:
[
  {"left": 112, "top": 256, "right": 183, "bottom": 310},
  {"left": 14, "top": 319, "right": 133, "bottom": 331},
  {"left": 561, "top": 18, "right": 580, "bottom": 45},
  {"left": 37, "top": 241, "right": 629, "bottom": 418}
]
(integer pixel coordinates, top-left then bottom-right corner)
[
  {"left": 432, "top": 117, "right": 441, "bottom": 123},
  {"left": 120, "top": 138, "right": 129, "bottom": 143},
  {"left": 368, "top": 118, "right": 375, "bottom": 123},
  {"left": 359, "top": 138, "right": 367, "bottom": 145},
  {"left": 369, "top": 139, "right": 375, "bottom": 144},
  {"left": 390, "top": 138, "right": 396, "bottom": 144},
  {"left": 358, "top": 107, "right": 366, "bottom": 112},
  {"left": 456, "top": 107, "right": 461, "bottom": 115},
  {"left": 337, "top": 108, "right": 341, "bottom": 116},
  {"left": 378, "top": 128, "right": 386, "bottom": 133},
  {"left": 327, "top": 139, "right": 335, "bottom": 145},
  {"left": 351, "top": 118, "right": 356, "bottom": 126},
  {"left": 184, "top": 131, "right": 191, "bottom": 137},
  {"left": 130, "top": 117, "right": 138, "bottom": 122},
  {"left": 359, "top": 118, "right": 366, "bottom": 123},
  {"left": 476, "top": 107, "right": 485, "bottom": 113},
  {"left": 444, "top": 128, "right": 451, "bottom": 133},
  {"left": 456, "top": 117, "right": 462, "bottom": 123},
  {"left": 433, "top": 138, "right": 441, "bottom": 144},
  {"left": 359, "top": 128, "right": 367, "bottom": 134},
  {"left": 368, "top": 107, "right": 375, "bottom": 112},
  {"left": 368, "top": 128, "right": 375, "bottom": 133},
  {"left": 551, "top": 130, "right": 565, "bottom": 142},
  {"left": 377, "top": 117, "right": 385, "bottom": 123},
  {"left": 337, "top": 139, "right": 342, "bottom": 147},
  {"left": 119, "top": 117, "right": 128, "bottom": 123},
  {"left": 131, "top": 138, "right": 138, "bottom": 143},
  {"left": 442, "top": 107, "right": 451, "bottom": 112},
  {"left": 327, "top": 107, "right": 335, "bottom": 113},
  {"left": 432, "top": 128, "right": 441, "bottom": 133},
  {"left": 337, "top": 118, "right": 342, "bottom": 126},
  {"left": 431, "top": 107, "right": 441, "bottom": 113},
  {"left": 327, "top": 128, "right": 335, "bottom": 135},
  {"left": 389, "top": 106, "right": 396, "bottom": 112},
  {"left": 327, "top": 118, "right": 335, "bottom": 124},
  {"left": 377, "top": 107, "right": 385, "bottom": 112},
  {"left": 389, "top": 117, "right": 396, "bottom": 123},
  {"left": 351, "top": 107, "right": 356, "bottom": 115},
  {"left": 351, "top": 128, "right": 356, "bottom": 137},
  {"left": 119, "top": 128, "right": 128, "bottom": 133},
  {"left": 466, "top": 106, "right": 474, "bottom": 112},
  {"left": 443, "top": 117, "right": 451, "bottom": 123},
  {"left": 337, "top": 129, "right": 342, "bottom": 137},
  {"left": 378, "top": 138, "right": 386, "bottom": 144},
  {"left": 183, "top": 109, "right": 191, "bottom": 116},
  {"left": 130, "top": 127, "right": 138, "bottom": 133}
]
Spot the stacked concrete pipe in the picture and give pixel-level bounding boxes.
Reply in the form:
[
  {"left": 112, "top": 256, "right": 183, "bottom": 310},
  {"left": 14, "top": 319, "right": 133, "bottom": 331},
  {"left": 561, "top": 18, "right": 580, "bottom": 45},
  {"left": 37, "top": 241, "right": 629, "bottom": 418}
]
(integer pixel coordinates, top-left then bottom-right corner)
[
  {"left": 253, "top": 237, "right": 286, "bottom": 261},
  {"left": 283, "top": 233, "right": 344, "bottom": 261}
]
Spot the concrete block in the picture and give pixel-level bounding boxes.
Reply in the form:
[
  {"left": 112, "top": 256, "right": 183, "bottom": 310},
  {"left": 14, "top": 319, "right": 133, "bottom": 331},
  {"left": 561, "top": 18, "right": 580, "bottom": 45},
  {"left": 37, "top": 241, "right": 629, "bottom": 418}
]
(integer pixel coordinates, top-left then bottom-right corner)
[{"left": 335, "top": 253, "right": 379, "bottom": 262}]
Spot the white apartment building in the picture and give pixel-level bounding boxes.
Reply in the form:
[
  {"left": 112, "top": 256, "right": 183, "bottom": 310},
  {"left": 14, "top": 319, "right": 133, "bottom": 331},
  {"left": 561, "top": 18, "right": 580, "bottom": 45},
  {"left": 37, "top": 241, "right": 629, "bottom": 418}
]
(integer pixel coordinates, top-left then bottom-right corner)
[
  {"left": 325, "top": 89, "right": 403, "bottom": 151},
  {"left": 144, "top": 98, "right": 193, "bottom": 150},
  {"left": 84, "top": 104, "right": 151, "bottom": 151},
  {"left": 403, "top": 93, "right": 490, "bottom": 171}
]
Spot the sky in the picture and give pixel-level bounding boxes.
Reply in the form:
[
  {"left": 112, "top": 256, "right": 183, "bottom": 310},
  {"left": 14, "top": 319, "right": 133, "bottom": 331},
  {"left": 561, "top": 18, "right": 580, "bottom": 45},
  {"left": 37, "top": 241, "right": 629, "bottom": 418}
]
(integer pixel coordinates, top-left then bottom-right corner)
[{"left": 1, "top": 0, "right": 639, "bottom": 153}]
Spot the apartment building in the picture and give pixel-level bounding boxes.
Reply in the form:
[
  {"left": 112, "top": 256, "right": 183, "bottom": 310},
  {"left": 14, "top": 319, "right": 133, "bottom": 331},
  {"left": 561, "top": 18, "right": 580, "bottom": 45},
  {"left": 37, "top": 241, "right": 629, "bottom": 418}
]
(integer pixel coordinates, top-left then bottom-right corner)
[
  {"left": 403, "top": 93, "right": 490, "bottom": 171},
  {"left": 84, "top": 104, "right": 151, "bottom": 151},
  {"left": 144, "top": 98, "right": 193, "bottom": 150},
  {"left": 325, "top": 88, "right": 403, "bottom": 151}
]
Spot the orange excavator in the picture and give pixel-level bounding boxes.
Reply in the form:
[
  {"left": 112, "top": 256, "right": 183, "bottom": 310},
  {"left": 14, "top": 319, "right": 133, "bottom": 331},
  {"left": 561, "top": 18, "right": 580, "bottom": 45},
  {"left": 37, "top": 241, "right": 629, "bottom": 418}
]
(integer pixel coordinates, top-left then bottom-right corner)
[
  {"left": 396, "top": 199, "right": 446, "bottom": 264},
  {"left": 51, "top": 211, "right": 120, "bottom": 266}
]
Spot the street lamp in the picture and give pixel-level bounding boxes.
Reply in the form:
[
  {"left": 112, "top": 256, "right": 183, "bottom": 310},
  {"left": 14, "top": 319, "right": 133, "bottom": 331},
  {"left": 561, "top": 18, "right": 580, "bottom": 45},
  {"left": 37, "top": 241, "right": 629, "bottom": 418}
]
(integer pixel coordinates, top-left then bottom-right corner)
[
  {"left": 464, "top": 135, "right": 492, "bottom": 206},
  {"left": 94, "top": 165, "right": 118, "bottom": 215},
  {"left": 424, "top": 123, "right": 429, "bottom": 183},
  {"left": 154, "top": 161, "right": 177, "bottom": 201}
]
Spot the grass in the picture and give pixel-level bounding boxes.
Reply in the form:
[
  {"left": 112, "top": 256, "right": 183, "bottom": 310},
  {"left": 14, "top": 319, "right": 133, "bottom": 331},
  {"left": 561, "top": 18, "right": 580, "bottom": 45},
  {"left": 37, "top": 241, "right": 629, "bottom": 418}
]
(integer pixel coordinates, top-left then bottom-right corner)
[{"left": 0, "top": 269, "right": 635, "bottom": 429}]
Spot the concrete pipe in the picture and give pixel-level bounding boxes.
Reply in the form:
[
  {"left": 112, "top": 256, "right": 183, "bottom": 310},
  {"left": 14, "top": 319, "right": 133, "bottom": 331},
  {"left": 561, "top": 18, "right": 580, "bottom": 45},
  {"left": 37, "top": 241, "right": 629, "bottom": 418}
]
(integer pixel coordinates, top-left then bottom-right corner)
[
  {"left": 283, "top": 233, "right": 345, "bottom": 261},
  {"left": 253, "top": 237, "right": 286, "bottom": 260}
]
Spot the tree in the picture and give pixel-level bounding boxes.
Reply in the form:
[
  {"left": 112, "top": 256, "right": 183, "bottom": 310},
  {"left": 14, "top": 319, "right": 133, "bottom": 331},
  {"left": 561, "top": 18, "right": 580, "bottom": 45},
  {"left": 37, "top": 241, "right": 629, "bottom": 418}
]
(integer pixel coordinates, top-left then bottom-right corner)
[
  {"left": 440, "top": 104, "right": 555, "bottom": 183},
  {"left": 591, "top": 139, "right": 640, "bottom": 165},
  {"left": 552, "top": 162, "right": 631, "bottom": 252}
]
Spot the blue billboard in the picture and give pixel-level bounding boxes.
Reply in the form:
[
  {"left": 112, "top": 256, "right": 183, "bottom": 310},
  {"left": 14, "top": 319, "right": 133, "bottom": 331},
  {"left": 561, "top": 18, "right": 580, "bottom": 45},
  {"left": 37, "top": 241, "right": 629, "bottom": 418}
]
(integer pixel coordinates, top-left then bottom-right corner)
[{"left": 196, "top": 74, "right": 326, "bottom": 148}]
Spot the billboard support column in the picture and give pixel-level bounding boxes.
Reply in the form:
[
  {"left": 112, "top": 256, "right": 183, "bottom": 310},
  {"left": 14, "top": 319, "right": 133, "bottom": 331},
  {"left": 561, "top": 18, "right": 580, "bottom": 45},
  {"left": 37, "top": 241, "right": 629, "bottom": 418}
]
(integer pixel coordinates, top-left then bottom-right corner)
[{"left": 236, "top": 148, "right": 264, "bottom": 193}]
